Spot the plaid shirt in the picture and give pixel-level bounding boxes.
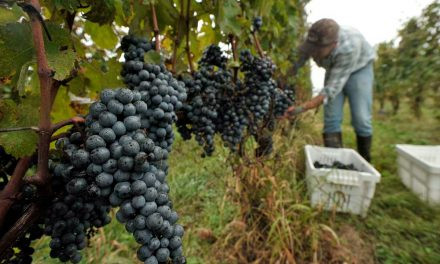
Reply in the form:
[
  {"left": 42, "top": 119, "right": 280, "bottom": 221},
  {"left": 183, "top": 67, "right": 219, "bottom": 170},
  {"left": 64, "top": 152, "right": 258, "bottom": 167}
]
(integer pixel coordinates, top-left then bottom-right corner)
[{"left": 296, "top": 26, "right": 375, "bottom": 102}]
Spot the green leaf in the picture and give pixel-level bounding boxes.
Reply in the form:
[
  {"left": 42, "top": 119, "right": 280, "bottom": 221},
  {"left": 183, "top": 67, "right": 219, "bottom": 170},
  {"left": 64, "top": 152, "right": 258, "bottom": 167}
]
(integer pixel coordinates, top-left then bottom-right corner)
[
  {"left": 155, "top": 1, "right": 179, "bottom": 32},
  {"left": 84, "top": 21, "right": 118, "bottom": 50},
  {"left": 216, "top": 0, "right": 242, "bottom": 36},
  {"left": 45, "top": 24, "right": 77, "bottom": 80},
  {"left": 48, "top": 0, "right": 81, "bottom": 12},
  {"left": 83, "top": 0, "right": 116, "bottom": 25},
  {"left": 0, "top": 4, "right": 24, "bottom": 24},
  {"left": 0, "top": 96, "right": 39, "bottom": 157},
  {"left": 75, "top": 58, "right": 123, "bottom": 96},
  {"left": 0, "top": 22, "right": 76, "bottom": 82},
  {"left": 144, "top": 50, "right": 162, "bottom": 65},
  {"left": 114, "top": 0, "right": 134, "bottom": 26},
  {"left": 0, "top": 22, "right": 34, "bottom": 79},
  {"left": 51, "top": 89, "right": 77, "bottom": 125}
]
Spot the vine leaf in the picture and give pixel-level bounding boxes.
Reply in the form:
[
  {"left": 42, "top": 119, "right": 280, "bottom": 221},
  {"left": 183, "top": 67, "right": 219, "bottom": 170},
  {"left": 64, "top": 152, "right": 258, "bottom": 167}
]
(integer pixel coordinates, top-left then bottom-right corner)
[
  {"left": 0, "top": 96, "right": 39, "bottom": 157},
  {"left": 144, "top": 50, "right": 162, "bottom": 65},
  {"left": 83, "top": 0, "right": 116, "bottom": 25},
  {"left": 0, "top": 4, "right": 24, "bottom": 24},
  {"left": 71, "top": 58, "right": 123, "bottom": 96},
  {"left": 84, "top": 21, "right": 118, "bottom": 50},
  {"left": 216, "top": 0, "right": 242, "bottom": 36},
  {"left": 0, "top": 22, "right": 76, "bottom": 83}
]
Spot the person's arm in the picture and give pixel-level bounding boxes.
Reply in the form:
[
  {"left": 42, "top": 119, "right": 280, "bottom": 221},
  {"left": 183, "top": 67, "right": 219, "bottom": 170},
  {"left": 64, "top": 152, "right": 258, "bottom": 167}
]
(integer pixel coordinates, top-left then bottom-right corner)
[
  {"left": 283, "top": 94, "right": 325, "bottom": 117},
  {"left": 283, "top": 51, "right": 356, "bottom": 118},
  {"left": 319, "top": 51, "right": 356, "bottom": 101}
]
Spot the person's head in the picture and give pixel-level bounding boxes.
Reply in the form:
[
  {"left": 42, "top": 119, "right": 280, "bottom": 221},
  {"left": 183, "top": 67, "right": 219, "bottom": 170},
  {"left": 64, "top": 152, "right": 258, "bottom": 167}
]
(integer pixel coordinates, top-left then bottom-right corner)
[{"left": 300, "top": 18, "right": 339, "bottom": 61}]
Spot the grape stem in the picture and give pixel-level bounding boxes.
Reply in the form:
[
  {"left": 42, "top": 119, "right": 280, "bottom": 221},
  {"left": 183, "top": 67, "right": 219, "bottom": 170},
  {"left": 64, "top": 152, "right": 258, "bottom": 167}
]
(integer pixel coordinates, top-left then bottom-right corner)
[
  {"left": 50, "top": 132, "right": 69, "bottom": 142},
  {"left": 228, "top": 34, "right": 239, "bottom": 82},
  {"left": 0, "top": 157, "right": 33, "bottom": 229},
  {"left": 51, "top": 116, "right": 85, "bottom": 133},
  {"left": 0, "top": 203, "right": 45, "bottom": 259},
  {"left": 252, "top": 31, "right": 264, "bottom": 58},
  {"left": 185, "top": 0, "right": 194, "bottom": 73},
  {"left": 50, "top": 68, "right": 79, "bottom": 110},
  {"left": 0, "top": 127, "right": 39, "bottom": 133},
  {"left": 151, "top": 3, "right": 160, "bottom": 52},
  {"left": 171, "top": 0, "right": 185, "bottom": 74}
]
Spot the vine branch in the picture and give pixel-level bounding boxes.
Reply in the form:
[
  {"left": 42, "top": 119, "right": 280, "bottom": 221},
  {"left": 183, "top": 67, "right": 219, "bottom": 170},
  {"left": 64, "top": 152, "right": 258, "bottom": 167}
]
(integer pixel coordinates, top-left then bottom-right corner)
[
  {"left": 0, "top": 0, "right": 58, "bottom": 251},
  {"left": 28, "top": 0, "right": 52, "bottom": 189},
  {"left": 51, "top": 116, "right": 85, "bottom": 133},
  {"left": 0, "top": 127, "right": 39, "bottom": 133},
  {"left": 185, "top": 0, "right": 194, "bottom": 73},
  {"left": 151, "top": 3, "right": 160, "bottom": 52},
  {"left": 50, "top": 68, "right": 78, "bottom": 110},
  {"left": 252, "top": 31, "right": 264, "bottom": 58},
  {"left": 171, "top": 0, "right": 185, "bottom": 73},
  {"left": 229, "top": 34, "right": 239, "bottom": 82},
  {"left": 0, "top": 203, "right": 44, "bottom": 259},
  {"left": 0, "top": 157, "right": 32, "bottom": 229}
]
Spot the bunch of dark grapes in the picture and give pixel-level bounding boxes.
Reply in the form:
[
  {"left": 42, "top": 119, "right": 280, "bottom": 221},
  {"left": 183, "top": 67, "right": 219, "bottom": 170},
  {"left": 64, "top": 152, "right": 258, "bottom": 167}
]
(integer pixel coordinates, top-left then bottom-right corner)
[
  {"left": 119, "top": 35, "right": 187, "bottom": 263},
  {"left": 239, "top": 50, "right": 277, "bottom": 132},
  {"left": 41, "top": 34, "right": 186, "bottom": 263},
  {"left": 253, "top": 16, "right": 263, "bottom": 32},
  {"left": 216, "top": 80, "right": 249, "bottom": 152},
  {"left": 177, "top": 45, "right": 231, "bottom": 157},
  {"left": 199, "top": 44, "right": 228, "bottom": 68},
  {"left": 177, "top": 46, "right": 293, "bottom": 156},
  {"left": 45, "top": 123, "right": 112, "bottom": 263},
  {"left": 314, "top": 161, "right": 358, "bottom": 171},
  {"left": 120, "top": 35, "right": 155, "bottom": 89},
  {"left": 0, "top": 147, "right": 45, "bottom": 264},
  {"left": 273, "top": 87, "right": 295, "bottom": 118},
  {"left": 47, "top": 85, "right": 185, "bottom": 263}
]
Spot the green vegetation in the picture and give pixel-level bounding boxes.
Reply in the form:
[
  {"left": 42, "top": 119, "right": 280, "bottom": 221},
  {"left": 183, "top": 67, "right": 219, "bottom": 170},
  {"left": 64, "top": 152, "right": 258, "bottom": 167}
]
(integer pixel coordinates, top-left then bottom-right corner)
[{"left": 30, "top": 98, "right": 440, "bottom": 263}]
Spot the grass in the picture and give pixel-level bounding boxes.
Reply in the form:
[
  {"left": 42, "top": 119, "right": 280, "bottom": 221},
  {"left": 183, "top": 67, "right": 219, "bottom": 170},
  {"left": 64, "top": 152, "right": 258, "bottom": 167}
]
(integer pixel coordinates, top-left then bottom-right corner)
[
  {"left": 32, "top": 98, "right": 440, "bottom": 263},
  {"left": 323, "top": 98, "right": 440, "bottom": 264}
]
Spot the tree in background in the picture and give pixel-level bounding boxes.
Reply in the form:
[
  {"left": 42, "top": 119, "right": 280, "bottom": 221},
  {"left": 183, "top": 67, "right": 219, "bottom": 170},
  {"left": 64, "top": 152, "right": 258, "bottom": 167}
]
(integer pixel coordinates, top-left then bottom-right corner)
[{"left": 374, "top": 0, "right": 440, "bottom": 117}]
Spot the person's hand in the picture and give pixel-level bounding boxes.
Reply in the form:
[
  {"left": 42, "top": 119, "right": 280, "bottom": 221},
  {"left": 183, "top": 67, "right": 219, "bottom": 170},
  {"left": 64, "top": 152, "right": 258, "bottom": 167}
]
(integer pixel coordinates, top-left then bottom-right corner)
[
  {"left": 282, "top": 105, "right": 304, "bottom": 119},
  {"left": 281, "top": 94, "right": 326, "bottom": 119}
]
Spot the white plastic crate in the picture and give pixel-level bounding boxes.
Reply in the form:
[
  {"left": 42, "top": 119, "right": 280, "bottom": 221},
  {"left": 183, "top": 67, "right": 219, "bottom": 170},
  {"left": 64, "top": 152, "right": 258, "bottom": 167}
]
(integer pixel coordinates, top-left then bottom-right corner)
[
  {"left": 304, "top": 145, "right": 381, "bottom": 217},
  {"left": 396, "top": 144, "right": 440, "bottom": 204}
]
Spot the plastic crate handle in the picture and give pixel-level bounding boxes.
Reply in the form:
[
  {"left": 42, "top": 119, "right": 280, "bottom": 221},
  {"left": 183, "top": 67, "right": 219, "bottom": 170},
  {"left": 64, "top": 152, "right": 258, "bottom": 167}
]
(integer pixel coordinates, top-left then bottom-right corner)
[{"left": 326, "top": 173, "right": 360, "bottom": 186}]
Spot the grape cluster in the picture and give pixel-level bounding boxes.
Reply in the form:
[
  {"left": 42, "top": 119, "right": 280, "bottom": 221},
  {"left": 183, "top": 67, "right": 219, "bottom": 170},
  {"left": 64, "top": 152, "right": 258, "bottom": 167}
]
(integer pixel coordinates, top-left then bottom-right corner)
[
  {"left": 177, "top": 45, "right": 232, "bottom": 156},
  {"left": 253, "top": 16, "right": 263, "bottom": 32},
  {"left": 240, "top": 50, "right": 277, "bottom": 132},
  {"left": 120, "top": 36, "right": 187, "bottom": 155},
  {"left": 177, "top": 46, "right": 293, "bottom": 156},
  {"left": 42, "top": 34, "right": 186, "bottom": 263},
  {"left": 314, "top": 161, "right": 359, "bottom": 171},
  {"left": 0, "top": 147, "right": 45, "bottom": 264},
  {"left": 199, "top": 44, "right": 228, "bottom": 68},
  {"left": 47, "top": 85, "right": 185, "bottom": 263},
  {"left": 0, "top": 216, "right": 44, "bottom": 264},
  {"left": 273, "top": 87, "right": 295, "bottom": 118},
  {"left": 215, "top": 81, "right": 248, "bottom": 152},
  {"left": 119, "top": 35, "right": 187, "bottom": 263},
  {"left": 45, "top": 124, "right": 112, "bottom": 263}
]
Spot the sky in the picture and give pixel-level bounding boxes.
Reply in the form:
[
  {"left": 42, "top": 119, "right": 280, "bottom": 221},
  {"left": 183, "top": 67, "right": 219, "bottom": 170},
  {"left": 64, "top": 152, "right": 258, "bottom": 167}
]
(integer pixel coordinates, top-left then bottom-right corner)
[{"left": 305, "top": 0, "right": 433, "bottom": 91}]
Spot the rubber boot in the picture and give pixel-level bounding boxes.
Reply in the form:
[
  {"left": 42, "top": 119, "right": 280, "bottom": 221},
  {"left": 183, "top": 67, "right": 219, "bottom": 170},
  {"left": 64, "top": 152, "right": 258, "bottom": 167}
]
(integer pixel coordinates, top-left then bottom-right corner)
[
  {"left": 356, "top": 135, "right": 372, "bottom": 162},
  {"left": 323, "top": 132, "right": 343, "bottom": 148}
]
